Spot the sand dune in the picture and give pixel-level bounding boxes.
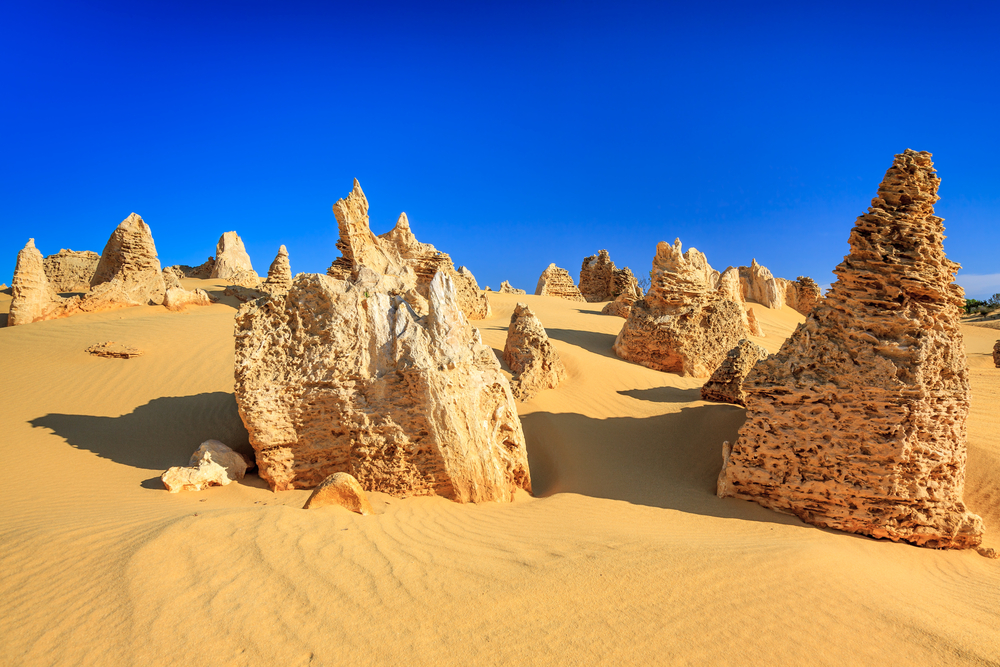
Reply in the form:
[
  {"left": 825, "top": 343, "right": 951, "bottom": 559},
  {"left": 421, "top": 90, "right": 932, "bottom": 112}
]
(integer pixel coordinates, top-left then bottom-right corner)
[{"left": 1, "top": 286, "right": 998, "bottom": 665}]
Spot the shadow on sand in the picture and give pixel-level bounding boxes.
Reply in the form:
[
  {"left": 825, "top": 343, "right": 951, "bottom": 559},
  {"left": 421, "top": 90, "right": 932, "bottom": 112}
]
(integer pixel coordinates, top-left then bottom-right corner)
[
  {"left": 618, "top": 386, "right": 703, "bottom": 403},
  {"left": 545, "top": 328, "right": 619, "bottom": 359},
  {"left": 30, "top": 392, "right": 251, "bottom": 472},
  {"left": 521, "top": 404, "right": 803, "bottom": 526}
]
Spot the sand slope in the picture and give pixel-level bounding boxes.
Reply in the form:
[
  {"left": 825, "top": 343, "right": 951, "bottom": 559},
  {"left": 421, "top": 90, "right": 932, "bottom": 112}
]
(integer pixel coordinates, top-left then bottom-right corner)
[{"left": 1, "top": 287, "right": 998, "bottom": 666}]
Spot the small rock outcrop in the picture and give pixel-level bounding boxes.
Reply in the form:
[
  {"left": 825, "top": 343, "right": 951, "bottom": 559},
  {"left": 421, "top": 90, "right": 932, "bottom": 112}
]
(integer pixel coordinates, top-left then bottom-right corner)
[
  {"left": 498, "top": 280, "right": 526, "bottom": 295},
  {"left": 43, "top": 249, "right": 100, "bottom": 293},
  {"left": 87, "top": 213, "right": 167, "bottom": 308},
  {"left": 700, "top": 339, "right": 768, "bottom": 406},
  {"left": 261, "top": 245, "right": 293, "bottom": 295},
  {"left": 8, "top": 239, "right": 63, "bottom": 326},
  {"left": 601, "top": 292, "right": 636, "bottom": 318},
  {"left": 783, "top": 276, "right": 822, "bottom": 316},
  {"left": 535, "top": 264, "right": 586, "bottom": 302},
  {"left": 502, "top": 302, "right": 567, "bottom": 401},
  {"left": 85, "top": 341, "right": 144, "bottom": 358},
  {"left": 164, "top": 287, "right": 213, "bottom": 311},
  {"left": 302, "top": 472, "right": 374, "bottom": 514},
  {"left": 161, "top": 440, "right": 249, "bottom": 493},
  {"left": 718, "top": 149, "right": 984, "bottom": 549},
  {"left": 169, "top": 257, "right": 215, "bottom": 279},
  {"left": 579, "top": 250, "right": 644, "bottom": 302},
  {"left": 210, "top": 232, "right": 258, "bottom": 285},
  {"left": 325, "top": 182, "right": 490, "bottom": 320},
  {"left": 994, "top": 341, "right": 1000, "bottom": 368},
  {"left": 613, "top": 239, "right": 748, "bottom": 377},
  {"left": 234, "top": 270, "right": 531, "bottom": 501},
  {"left": 739, "top": 259, "right": 784, "bottom": 309}
]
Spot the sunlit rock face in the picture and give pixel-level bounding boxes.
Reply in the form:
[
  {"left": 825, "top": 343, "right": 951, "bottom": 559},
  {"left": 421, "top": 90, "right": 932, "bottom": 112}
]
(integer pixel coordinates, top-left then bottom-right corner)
[
  {"left": 210, "top": 231, "right": 257, "bottom": 285},
  {"left": 535, "top": 263, "right": 586, "bottom": 302},
  {"left": 43, "top": 249, "right": 100, "bottom": 293},
  {"left": 700, "top": 339, "right": 769, "bottom": 407},
  {"left": 718, "top": 149, "right": 984, "bottom": 550},
  {"left": 503, "top": 302, "right": 567, "bottom": 401},
  {"left": 234, "top": 270, "right": 531, "bottom": 502}
]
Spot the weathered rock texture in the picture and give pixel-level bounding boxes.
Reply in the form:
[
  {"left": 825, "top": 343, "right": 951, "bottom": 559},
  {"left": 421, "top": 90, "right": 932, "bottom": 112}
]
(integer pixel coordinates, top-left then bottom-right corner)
[
  {"left": 325, "top": 182, "right": 491, "bottom": 320},
  {"left": 162, "top": 267, "right": 183, "bottom": 291},
  {"left": 234, "top": 270, "right": 531, "bottom": 501},
  {"left": 161, "top": 440, "right": 248, "bottom": 493},
  {"left": 502, "top": 302, "right": 567, "bottom": 401},
  {"left": 535, "top": 264, "right": 586, "bottom": 302},
  {"left": 579, "top": 250, "right": 644, "bottom": 303},
  {"left": 261, "top": 245, "right": 293, "bottom": 295},
  {"left": 9, "top": 239, "right": 63, "bottom": 326},
  {"left": 498, "top": 280, "right": 526, "bottom": 295},
  {"left": 169, "top": 257, "right": 215, "bottom": 279},
  {"left": 85, "top": 341, "right": 144, "bottom": 358},
  {"left": 164, "top": 287, "right": 212, "bottom": 311},
  {"left": 88, "top": 213, "right": 167, "bottom": 307},
  {"left": 210, "top": 231, "right": 258, "bottom": 285},
  {"left": 43, "top": 249, "right": 100, "bottom": 293},
  {"left": 739, "top": 260, "right": 785, "bottom": 309},
  {"left": 601, "top": 292, "right": 636, "bottom": 318},
  {"left": 994, "top": 340, "right": 1000, "bottom": 368},
  {"left": 613, "top": 239, "right": 748, "bottom": 377},
  {"left": 746, "top": 307, "right": 765, "bottom": 337},
  {"left": 718, "top": 149, "right": 984, "bottom": 549},
  {"left": 783, "top": 276, "right": 822, "bottom": 316},
  {"left": 700, "top": 339, "right": 768, "bottom": 406},
  {"left": 302, "top": 472, "right": 374, "bottom": 514}
]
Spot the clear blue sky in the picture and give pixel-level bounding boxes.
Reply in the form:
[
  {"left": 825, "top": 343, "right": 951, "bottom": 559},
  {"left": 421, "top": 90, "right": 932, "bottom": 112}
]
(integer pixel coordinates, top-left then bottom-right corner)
[{"left": 3, "top": 1, "right": 999, "bottom": 297}]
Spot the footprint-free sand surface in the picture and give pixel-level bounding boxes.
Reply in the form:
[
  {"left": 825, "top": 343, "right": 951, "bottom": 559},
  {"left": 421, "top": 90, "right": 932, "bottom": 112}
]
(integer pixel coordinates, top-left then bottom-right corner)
[{"left": 1, "top": 285, "right": 998, "bottom": 665}]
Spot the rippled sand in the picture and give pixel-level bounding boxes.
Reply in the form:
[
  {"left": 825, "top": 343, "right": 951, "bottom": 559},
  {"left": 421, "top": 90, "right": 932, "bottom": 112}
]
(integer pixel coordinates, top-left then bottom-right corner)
[{"left": 1, "top": 284, "right": 998, "bottom": 665}]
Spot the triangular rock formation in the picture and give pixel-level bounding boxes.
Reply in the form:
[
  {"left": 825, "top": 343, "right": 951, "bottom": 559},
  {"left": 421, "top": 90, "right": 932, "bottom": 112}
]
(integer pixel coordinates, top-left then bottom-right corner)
[
  {"left": 89, "top": 213, "right": 166, "bottom": 306},
  {"left": 579, "top": 250, "right": 644, "bottom": 303},
  {"left": 534, "top": 264, "right": 586, "bottom": 302},
  {"left": 261, "top": 245, "right": 293, "bottom": 295},
  {"left": 503, "top": 302, "right": 567, "bottom": 401},
  {"left": 9, "top": 239, "right": 63, "bottom": 326},
  {"left": 210, "top": 231, "right": 258, "bottom": 286},
  {"left": 718, "top": 149, "right": 984, "bottom": 549}
]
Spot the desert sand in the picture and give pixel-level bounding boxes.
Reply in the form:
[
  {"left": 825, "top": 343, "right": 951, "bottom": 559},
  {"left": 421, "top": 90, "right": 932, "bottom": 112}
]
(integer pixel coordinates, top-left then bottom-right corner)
[{"left": 0, "top": 282, "right": 998, "bottom": 665}]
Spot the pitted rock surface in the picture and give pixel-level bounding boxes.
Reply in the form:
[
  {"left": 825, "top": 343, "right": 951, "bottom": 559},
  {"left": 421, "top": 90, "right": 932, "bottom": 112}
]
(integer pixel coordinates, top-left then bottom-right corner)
[
  {"left": 502, "top": 302, "right": 567, "bottom": 401},
  {"left": 210, "top": 231, "right": 257, "bottom": 284},
  {"left": 994, "top": 341, "right": 1000, "bottom": 368},
  {"left": 262, "top": 245, "right": 293, "bottom": 295},
  {"left": 234, "top": 270, "right": 531, "bottom": 501},
  {"left": 613, "top": 239, "right": 747, "bottom": 377},
  {"left": 43, "top": 249, "right": 100, "bottom": 293},
  {"left": 700, "top": 339, "right": 768, "bottom": 406},
  {"left": 579, "top": 250, "right": 644, "bottom": 303},
  {"left": 739, "top": 259, "right": 784, "bottom": 309},
  {"left": 784, "top": 276, "right": 822, "bottom": 315},
  {"left": 718, "top": 149, "right": 984, "bottom": 549},
  {"left": 535, "top": 264, "right": 586, "bottom": 302},
  {"left": 498, "top": 280, "right": 526, "bottom": 295},
  {"left": 9, "top": 239, "right": 64, "bottom": 326}
]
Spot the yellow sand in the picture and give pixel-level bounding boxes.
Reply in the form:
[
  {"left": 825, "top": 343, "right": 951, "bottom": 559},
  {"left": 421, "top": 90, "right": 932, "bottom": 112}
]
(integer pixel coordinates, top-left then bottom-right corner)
[{"left": 1, "top": 286, "right": 998, "bottom": 666}]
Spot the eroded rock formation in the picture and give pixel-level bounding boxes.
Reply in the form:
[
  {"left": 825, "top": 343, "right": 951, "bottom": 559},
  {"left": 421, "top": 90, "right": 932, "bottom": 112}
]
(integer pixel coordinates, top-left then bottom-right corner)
[
  {"left": 43, "top": 249, "right": 99, "bottom": 293},
  {"left": 302, "top": 472, "right": 374, "bottom": 514},
  {"left": 87, "top": 213, "right": 167, "bottom": 307},
  {"left": 784, "top": 276, "right": 822, "bottom": 316},
  {"left": 994, "top": 341, "right": 1000, "bottom": 368},
  {"left": 169, "top": 257, "right": 215, "bottom": 279},
  {"left": 502, "top": 302, "right": 567, "bottom": 401},
  {"left": 718, "top": 149, "right": 984, "bottom": 549},
  {"left": 613, "top": 239, "right": 747, "bottom": 377},
  {"left": 234, "top": 270, "right": 531, "bottom": 501},
  {"left": 8, "top": 239, "right": 63, "bottom": 326},
  {"left": 161, "top": 440, "right": 248, "bottom": 493},
  {"left": 261, "top": 245, "right": 293, "bottom": 295},
  {"left": 210, "top": 232, "right": 258, "bottom": 285},
  {"left": 739, "top": 259, "right": 784, "bottom": 309},
  {"left": 601, "top": 292, "right": 636, "bottom": 318},
  {"left": 700, "top": 339, "right": 768, "bottom": 406},
  {"left": 326, "top": 182, "right": 491, "bottom": 320},
  {"left": 85, "top": 341, "right": 144, "bottom": 358},
  {"left": 579, "top": 250, "right": 644, "bottom": 303},
  {"left": 164, "top": 287, "right": 212, "bottom": 311},
  {"left": 535, "top": 264, "right": 586, "bottom": 302},
  {"left": 498, "top": 280, "right": 526, "bottom": 294}
]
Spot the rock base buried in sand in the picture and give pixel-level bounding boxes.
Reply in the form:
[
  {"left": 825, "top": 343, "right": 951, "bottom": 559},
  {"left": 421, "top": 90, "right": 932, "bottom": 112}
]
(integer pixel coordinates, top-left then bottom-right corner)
[
  {"left": 161, "top": 440, "right": 248, "bottom": 493},
  {"left": 700, "top": 338, "right": 768, "bottom": 406},
  {"left": 994, "top": 340, "right": 999, "bottom": 368},
  {"left": 86, "top": 341, "right": 144, "bottom": 359},
  {"left": 503, "top": 302, "right": 567, "bottom": 401},
  {"left": 302, "top": 472, "right": 374, "bottom": 514}
]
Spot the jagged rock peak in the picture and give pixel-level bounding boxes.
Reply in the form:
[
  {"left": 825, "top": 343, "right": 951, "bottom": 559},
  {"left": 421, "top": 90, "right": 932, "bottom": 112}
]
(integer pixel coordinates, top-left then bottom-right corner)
[
  {"left": 262, "top": 244, "right": 293, "bottom": 295},
  {"left": 535, "top": 263, "right": 586, "bottom": 302},
  {"left": 9, "top": 238, "right": 62, "bottom": 326},
  {"left": 700, "top": 339, "right": 769, "bottom": 406},
  {"left": 718, "top": 149, "right": 984, "bottom": 549},
  {"left": 503, "top": 302, "right": 567, "bottom": 401}
]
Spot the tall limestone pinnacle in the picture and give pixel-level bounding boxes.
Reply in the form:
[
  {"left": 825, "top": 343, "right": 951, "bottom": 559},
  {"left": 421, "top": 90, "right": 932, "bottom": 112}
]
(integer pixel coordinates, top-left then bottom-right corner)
[{"left": 718, "top": 149, "right": 984, "bottom": 549}]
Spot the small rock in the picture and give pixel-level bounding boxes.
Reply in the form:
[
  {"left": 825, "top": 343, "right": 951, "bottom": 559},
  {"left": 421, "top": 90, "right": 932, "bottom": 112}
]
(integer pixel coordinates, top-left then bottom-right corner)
[
  {"left": 498, "top": 280, "right": 526, "bottom": 295},
  {"left": 302, "top": 472, "right": 374, "bottom": 514},
  {"left": 161, "top": 440, "right": 248, "bottom": 493},
  {"left": 86, "top": 341, "right": 144, "bottom": 359},
  {"left": 993, "top": 340, "right": 999, "bottom": 368}
]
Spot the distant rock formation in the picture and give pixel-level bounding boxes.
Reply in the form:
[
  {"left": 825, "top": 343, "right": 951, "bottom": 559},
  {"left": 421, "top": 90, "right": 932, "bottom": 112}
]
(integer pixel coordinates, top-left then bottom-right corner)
[
  {"left": 169, "top": 257, "right": 215, "bottom": 279},
  {"left": 85, "top": 341, "right": 144, "bottom": 358},
  {"left": 535, "top": 263, "right": 586, "bottom": 302},
  {"left": 716, "top": 266, "right": 743, "bottom": 304},
  {"left": 234, "top": 270, "right": 531, "bottom": 501},
  {"left": 503, "top": 302, "right": 567, "bottom": 401},
  {"left": 613, "top": 239, "right": 748, "bottom": 377},
  {"left": 261, "top": 245, "right": 293, "bottom": 295},
  {"left": 43, "top": 249, "right": 99, "bottom": 293},
  {"left": 8, "top": 239, "right": 63, "bottom": 326},
  {"left": 161, "top": 440, "right": 249, "bottom": 493},
  {"left": 302, "top": 472, "right": 374, "bottom": 514},
  {"left": 326, "top": 181, "right": 491, "bottom": 320},
  {"left": 739, "top": 259, "right": 784, "bottom": 309},
  {"left": 87, "top": 213, "right": 167, "bottom": 307},
  {"left": 994, "top": 340, "right": 1000, "bottom": 368},
  {"left": 783, "top": 276, "right": 822, "bottom": 316},
  {"left": 164, "top": 287, "right": 212, "bottom": 311},
  {"left": 498, "top": 280, "right": 526, "bottom": 294},
  {"left": 718, "top": 149, "right": 984, "bottom": 549},
  {"left": 210, "top": 231, "right": 258, "bottom": 285},
  {"left": 579, "top": 250, "right": 644, "bottom": 303},
  {"left": 700, "top": 339, "right": 768, "bottom": 406},
  {"left": 746, "top": 307, "right": 765, "bottom": 337},
  {"left": 162, "top": 267, "right": 184, "bottom": 291}
]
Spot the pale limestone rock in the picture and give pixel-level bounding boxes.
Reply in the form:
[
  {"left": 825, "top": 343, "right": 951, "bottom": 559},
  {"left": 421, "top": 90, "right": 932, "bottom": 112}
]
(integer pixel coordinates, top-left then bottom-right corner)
[
  {"left": 601, "top": 292, "right": 636, "bottom": 318},
  {"left": 502, "top": 302, "right": 567, "bottom": 401},
  {"left": 9, "top": 239, "right": 64, "bottom": 326},
  {"left": 169, "top": 257, "right": 215, "bottom": 279},
  {"left": 994, "top": 341, "right": 1000, "bottom": 368},
  {"left": 535, "top": 264, "right": 586, "bottom": 302},
  {"left": 89, "top": 213, "right": 166, "bottom": 304},
  {"left": 498, "top": 280, "right": 526, "bottom": 295},
  {"left": 326, "top": 183, "right": 490, "bottom": 320},
  {"left": 0, "top": 283, "right": 7, "bottom": 291},
  {"left": 579, "top": 250, "right": 644, "bottom": 302},
  {"left": 85, "top": 341, "right": 144, "bottom": 358},
  {"left": 261, "top": 245, "right": 293, "bottom": 295},
  {"left": 161, "top": 440, "right": 248, "bottom": 493},
  {"left": 162, "top": 267, "right": 183, "bottom": 291},
  {"left": 43, "top": 249, "right": 100, "bottom": 293},
  {"left": 700, "top": 339, "right": 768, "bottom": 406},
  {"left": 164, "top": 287, "right": 212, "bottom": 311},
  {"left": 303, "top": 472, "right": 374, "bottom": 514},
  {"left": 739, "top": 259, "right": 785, "bottom": 309},
  {"left": 746, "top": 307, "right": 765, "bottom": 337},
  {"left": 613, "top": 239, "right": 748, "bottom": 377},
  {"left": 718, "top": 149, "right": 984, "bottom": 549},
  {"left": 784, "top": 276, "right": 822, "bottom": 316},
  {"left": 716, "top": 267, "right": 743, "bottom": 304},
  {"left": 210, "top": 231, "right": 257, "bottom": 284},
  {"left": 234, "top": 270, "right": 531, "bottom": 500}
]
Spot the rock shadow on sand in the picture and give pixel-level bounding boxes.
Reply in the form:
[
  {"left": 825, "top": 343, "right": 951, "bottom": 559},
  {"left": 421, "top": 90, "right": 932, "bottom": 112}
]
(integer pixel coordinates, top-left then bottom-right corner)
[
  {"left": 521, "top": 405, "right": 803, "bottom": 527},
  {"left": 30, "top": 392, "right": 251, "bottom": 472},
  {"left": 618, "top": 386, "right": 703, "bottom": 403},
  {"left": 544, "top": 328, "right": 619, "bottom": 359}
]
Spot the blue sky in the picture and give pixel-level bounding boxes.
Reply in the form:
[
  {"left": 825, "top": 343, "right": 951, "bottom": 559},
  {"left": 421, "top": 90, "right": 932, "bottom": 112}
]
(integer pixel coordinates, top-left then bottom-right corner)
[{"left": 3, "top": 1, "right": 999, "bottom": 297}]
